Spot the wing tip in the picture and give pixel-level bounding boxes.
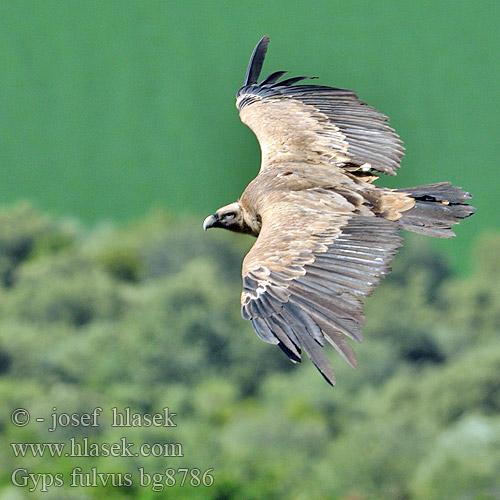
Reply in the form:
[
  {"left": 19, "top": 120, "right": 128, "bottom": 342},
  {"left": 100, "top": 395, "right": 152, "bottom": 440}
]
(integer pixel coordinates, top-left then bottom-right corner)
[
  {"left": 320, "top": 366, "right": 336, "bottom": 386},
  {"left": 244, "top": 35, "right": 271, "bottom": 86}
]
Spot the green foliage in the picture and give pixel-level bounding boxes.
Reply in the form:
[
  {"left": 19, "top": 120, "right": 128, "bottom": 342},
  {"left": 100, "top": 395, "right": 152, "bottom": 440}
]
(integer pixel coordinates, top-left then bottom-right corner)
[
  {"left": 0, "top": 204, "right": 498, "bottom": 499},
  {"left": 410, "top": 415, "right": 500, "bottom": 500}
]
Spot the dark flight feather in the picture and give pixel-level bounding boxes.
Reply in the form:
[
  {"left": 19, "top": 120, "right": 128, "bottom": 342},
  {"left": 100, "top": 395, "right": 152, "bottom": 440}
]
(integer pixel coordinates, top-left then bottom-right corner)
[
  {"left": 272, "top": 76, "right": 317, "bottom": 87},
  {"left": 243, "top": 35, "right": 270, "bottom": 86},
  {"left": 260, "top": 71, "right": 289, "bottom": 85}
]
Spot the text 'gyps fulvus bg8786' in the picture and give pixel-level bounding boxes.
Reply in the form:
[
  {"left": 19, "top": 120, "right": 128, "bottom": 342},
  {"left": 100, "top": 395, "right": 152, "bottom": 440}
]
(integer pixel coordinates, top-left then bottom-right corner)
[{"left": 203, "top": 36, "right": 474, "bottom": 386}]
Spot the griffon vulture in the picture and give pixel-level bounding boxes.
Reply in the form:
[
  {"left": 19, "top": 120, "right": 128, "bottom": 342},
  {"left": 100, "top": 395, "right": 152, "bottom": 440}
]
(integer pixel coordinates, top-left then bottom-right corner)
[{"left": 203, "top": 36, "right": 474, "bottom": 386}]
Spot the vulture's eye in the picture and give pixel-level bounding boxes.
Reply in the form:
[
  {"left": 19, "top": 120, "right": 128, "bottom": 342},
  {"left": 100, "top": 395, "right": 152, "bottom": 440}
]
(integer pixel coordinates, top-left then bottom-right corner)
[{"left": 223, "top": 213, "right": 236, "bottom": 220}]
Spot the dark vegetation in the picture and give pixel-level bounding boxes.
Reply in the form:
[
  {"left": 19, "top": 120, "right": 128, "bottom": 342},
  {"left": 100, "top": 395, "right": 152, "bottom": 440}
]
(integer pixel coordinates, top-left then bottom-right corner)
[{"left": 0, "top": 204, "right": 498, "bottom": 499}]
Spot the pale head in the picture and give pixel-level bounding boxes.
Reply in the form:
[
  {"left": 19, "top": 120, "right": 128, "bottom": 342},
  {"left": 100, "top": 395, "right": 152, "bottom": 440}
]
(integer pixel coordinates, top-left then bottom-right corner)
[{"left": 203, "top": 202, "right": 257, "bottom": 236}]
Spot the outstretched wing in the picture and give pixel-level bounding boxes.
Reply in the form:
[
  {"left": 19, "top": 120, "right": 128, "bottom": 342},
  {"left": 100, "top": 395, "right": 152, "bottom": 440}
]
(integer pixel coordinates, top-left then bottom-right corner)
[
  {"left": 241, "top": 190, "right": 402, "bottom": 385},
  {"left": 236, "top": 36, "right": 405, "bottom": 176}
]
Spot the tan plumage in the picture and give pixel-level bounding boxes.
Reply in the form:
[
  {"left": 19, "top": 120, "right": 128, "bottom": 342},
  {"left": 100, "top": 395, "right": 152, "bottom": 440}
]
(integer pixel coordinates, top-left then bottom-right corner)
[{"left": 203, "top": 36, "right": 474, "bottom": 386}]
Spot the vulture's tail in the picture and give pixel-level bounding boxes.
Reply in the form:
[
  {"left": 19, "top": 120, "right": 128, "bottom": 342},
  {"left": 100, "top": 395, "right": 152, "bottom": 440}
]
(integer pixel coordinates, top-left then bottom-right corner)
[{"left": 396, "top": 182, "right": 475, "bottom": 238}]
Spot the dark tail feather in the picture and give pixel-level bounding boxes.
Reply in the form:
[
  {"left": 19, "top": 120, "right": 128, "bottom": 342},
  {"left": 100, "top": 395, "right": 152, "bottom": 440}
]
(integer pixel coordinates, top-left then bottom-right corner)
[{"left": 396, "top": 182, "right": 475, "bottom": 238}]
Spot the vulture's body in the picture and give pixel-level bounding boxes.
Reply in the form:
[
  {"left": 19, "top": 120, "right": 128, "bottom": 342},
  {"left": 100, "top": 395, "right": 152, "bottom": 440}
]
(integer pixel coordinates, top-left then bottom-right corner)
[{"left": 204, "top": 36, "right": 474, "bottom": 386}]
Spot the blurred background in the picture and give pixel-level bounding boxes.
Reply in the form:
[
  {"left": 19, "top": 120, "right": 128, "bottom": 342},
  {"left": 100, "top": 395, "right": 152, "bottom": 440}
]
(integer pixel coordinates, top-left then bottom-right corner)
[{"left": 0, "top": 1, "right": 499, "bottom": 499}]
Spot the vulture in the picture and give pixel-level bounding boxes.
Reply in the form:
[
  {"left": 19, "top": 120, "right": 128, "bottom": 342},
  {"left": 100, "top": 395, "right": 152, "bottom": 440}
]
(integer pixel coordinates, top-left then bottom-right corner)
[{"left": 203, "top": 35, "right": 474, "bottom": 386}]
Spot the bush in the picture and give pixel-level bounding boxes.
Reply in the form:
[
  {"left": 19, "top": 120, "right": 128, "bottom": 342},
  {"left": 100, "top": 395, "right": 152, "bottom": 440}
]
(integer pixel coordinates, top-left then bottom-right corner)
[{"left": 0, "top": 204, "right": 498, "bottom": 499}]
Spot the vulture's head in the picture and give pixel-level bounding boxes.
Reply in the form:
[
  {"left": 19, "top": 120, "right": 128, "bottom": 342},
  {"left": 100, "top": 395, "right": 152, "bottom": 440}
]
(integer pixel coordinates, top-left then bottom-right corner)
[{"left": 203, "top": 202, "right": 257, "bottom": 236}]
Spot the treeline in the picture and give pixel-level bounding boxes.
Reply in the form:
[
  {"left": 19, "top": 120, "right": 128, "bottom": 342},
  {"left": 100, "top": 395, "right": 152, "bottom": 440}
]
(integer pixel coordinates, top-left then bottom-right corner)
[{"left": 0, "top": 204, "right": 498, "bottom": 500}]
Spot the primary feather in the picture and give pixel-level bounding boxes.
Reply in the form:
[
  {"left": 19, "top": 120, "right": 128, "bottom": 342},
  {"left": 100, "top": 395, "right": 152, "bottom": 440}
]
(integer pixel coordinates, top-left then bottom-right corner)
[{"left": 243, "top": 35, "right": 270, "bottom": 86}]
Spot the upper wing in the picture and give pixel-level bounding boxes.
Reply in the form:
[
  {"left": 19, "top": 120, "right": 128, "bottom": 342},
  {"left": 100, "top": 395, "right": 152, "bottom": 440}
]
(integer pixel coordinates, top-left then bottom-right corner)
[
  {"left": 236, "top": 36, "right": 405, "bottom": 176},
  {"left": 241, "top": 190, "right": 402, "bottom": 385}
]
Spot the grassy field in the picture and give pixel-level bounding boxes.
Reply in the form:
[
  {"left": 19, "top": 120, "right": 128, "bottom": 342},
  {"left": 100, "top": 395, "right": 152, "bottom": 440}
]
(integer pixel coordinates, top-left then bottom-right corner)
[{"left": 1, "top": 0, "right": 498, "bottom": 271}]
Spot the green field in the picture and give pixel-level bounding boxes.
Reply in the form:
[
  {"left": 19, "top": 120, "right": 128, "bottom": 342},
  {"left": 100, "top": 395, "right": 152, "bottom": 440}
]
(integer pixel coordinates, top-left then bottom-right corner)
[{"left": 1, "top": 0, "right": 498, "bottom": 269}]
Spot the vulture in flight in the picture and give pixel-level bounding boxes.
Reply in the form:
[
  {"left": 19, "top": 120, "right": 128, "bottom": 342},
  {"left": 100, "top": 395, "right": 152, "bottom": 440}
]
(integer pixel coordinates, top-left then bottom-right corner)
[{"left": 203, "top": 36, "right": 474, "bottom": 386}]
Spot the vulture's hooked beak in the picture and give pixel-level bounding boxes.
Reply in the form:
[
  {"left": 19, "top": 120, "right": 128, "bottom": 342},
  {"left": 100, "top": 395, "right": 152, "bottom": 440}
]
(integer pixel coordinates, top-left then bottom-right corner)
[{"left": 203, "top": 214, "right": 218, "bottom": 231}]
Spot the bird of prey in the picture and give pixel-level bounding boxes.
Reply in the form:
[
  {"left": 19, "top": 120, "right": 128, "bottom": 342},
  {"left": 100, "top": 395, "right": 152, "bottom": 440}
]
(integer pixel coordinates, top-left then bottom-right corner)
[{"left": 203, "top": 35, "right": 474, "bottom": 386}]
